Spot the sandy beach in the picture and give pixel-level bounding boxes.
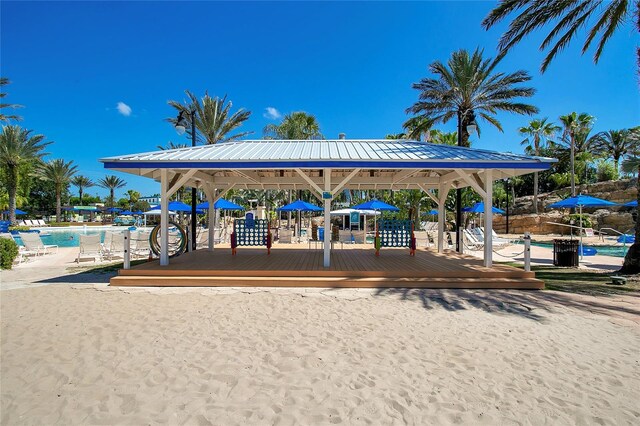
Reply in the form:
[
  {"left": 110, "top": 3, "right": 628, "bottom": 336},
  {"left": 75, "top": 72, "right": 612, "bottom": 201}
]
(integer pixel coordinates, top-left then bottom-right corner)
[{"left": 2, "top": 278, "right": 639, "bottom": 425}]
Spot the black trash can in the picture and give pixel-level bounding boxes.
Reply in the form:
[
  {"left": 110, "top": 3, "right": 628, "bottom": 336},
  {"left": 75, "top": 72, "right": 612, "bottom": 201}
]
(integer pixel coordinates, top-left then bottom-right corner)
[{"left": 553, "top": 239, "right": 579, "bottom": 267}]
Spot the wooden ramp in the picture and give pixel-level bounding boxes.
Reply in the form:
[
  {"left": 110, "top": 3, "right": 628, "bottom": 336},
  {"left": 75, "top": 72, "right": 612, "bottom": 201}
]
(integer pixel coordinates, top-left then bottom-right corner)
[{"left": 111, "top": 247, "right": 543, "bottom": 289}]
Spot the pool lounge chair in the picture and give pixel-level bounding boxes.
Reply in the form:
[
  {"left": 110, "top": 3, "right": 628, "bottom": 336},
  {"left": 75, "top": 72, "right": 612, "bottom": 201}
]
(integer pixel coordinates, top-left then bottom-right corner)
[
  {"left": 103, "top": 232, "right": 125, "bottom": 260},
  {"left": 18, "top": 231, "right": 58, "bottom": 256},
  {"left": 474, "top": 228, "right": 512, "bottom": 248},
  {"left": 278, "top": 229, "right": 293, "bottom": 244},
  {"left": 351, "top": 230, "right": 366, "bottom": 244},
  {"left": 76, "top": 234, "right": 103, "bottom": 263},
  {"left": 35, "top": 219, "right": 50, "bottom": 227},
  {"left": 132, "top": 231, "right": 151, "bottom": 258},
  {"left": 463, "top": 229, "right": 484, "bottom": 251},
  {"left": 1, "top": 233, "right": 37, "bottom": 264}
]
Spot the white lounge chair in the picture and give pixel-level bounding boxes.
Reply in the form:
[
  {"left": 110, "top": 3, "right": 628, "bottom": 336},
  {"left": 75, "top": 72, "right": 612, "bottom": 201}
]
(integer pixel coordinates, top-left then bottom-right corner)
[
  {"left": 1, "top": 233, "right": 36, "bottom": 264},
  {"left": 36, "top": 219, "right": 50, "bottom": 227},
  {"left": 278, "top": 229, "right": 293, "bottom": 244},
  {"left": 473, "top": 228, "right": 511, "bottom": 248},
  {"left": 463, "top": 229, "right": 484, "bottom": 251},
  {"left": 132, "top": 231, "right": 151, "bottom": 258},
  {"left": 352, "top": 230, "right": 366, "bottom": 244},
  {"left": 18, "top": 231, "right": 58, "bottom": 255},
  {"left": 76, "top": 234, "right": 103, "bottom": 263},
  {"left": 413, "top": 231, "right": 429, "bottom": 248},
  {"left": 104, "top": 232, "right": 125, "bottom": 260}
]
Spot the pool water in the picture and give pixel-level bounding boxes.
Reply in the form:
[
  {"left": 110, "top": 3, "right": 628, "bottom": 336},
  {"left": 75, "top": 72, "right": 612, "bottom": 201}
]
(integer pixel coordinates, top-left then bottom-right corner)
[
  {"left": 531, "top": 241, "right": 629, "bottom": 258},
  {"left": 12, "top": 230, "right": 108, "bottom": 247}
]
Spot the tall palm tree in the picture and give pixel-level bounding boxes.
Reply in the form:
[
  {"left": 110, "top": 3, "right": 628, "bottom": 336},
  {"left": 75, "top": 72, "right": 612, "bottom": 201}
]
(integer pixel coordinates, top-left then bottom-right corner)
[
  {"left": 559, "top": 112, "right": 595, "bottom": 195},
  {"left": 167, "top": 91, "right": 252, "bottom": 145},
  {"left": 519, "top": 118, "right": 561, "bottom": 213},
  {"left": 406, "top": 48, "right": 538, "bottom": 147},
  {"left": 620, "top": 154, "right": 640, "bottom": 274},
  {"left": 430, "top": 130, "right": 458, "bottom": 146},
  {"left": 263, "top": 112, "right": 323, "bottom": 140},
  {"left": 71, "top": 175, "right": 94, "bottom": 205},
  {"left": 0, "top": 125, "right": 51, "bottom": 224},
  {"left": 0, "top": 78, "right": 23, "bottom": 123},
  {"left": 98, "top": 175, "right": 127, "bottom": 211},
  {"left": 157, "top": 141, "right": 188, "bottom": 150},
  {"left": 482, "top": 0, "right": 638, "bottom": 73},
  {"left": 39, "top": 159, "right": 78, "bottom": 221},
  {"left": 402, "top": 116, "right": 434, "bottom": 141},
  {"left": 592, "top": 128, "right": 640, "bottom": 170}
]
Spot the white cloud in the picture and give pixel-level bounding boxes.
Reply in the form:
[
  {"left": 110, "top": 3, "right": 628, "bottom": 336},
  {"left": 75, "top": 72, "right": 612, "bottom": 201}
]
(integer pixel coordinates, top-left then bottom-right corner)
[
  {"left": 116, "top": 101, "right": 132, "bottom": 117},
  {"left": 263, "top": 107, "right": 281, "bottom": 120}
]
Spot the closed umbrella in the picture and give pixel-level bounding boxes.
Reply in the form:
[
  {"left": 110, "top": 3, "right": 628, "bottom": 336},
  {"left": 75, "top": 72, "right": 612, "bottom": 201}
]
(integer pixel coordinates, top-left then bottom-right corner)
[{"left": 547, "top": 195, "right": 618, "bottom": 260}]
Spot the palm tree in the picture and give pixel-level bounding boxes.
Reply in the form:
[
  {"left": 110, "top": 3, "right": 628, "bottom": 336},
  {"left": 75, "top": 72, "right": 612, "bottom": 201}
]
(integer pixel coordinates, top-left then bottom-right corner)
[
  {"left": 71, "top": 175, "right": 94, "bottom": 205},
  {"left": 0, "top": 78, "right": 23, "bottom": 122},
  {"left": 402, "top": 116, "right": 434, "bottom": 141},
  {"left": 167, "top": 91, "right": 252, "bottom": 145},
  {"left": 39, "top": 159, "right": 78, "bottom": 221},
  {"left": 592, "top": 128, "right": 640, "bottom": 170},
  {"left": 385, "top": 133, "right": 406, "bottom": 140},
  {"left": 430, "top": 130, "right": 458, "bottom": 146},
  {"left": 482, "top": 0, "right": 638, "bottom": 73},
  {"left": 127, "top": 189, "right": 140, "bottom": 209},
  {"left": 157, "top": 141, "right": 188, "bottom": 150},
  {"left": 98, "top": 175, "right": 127, "bottom": 211},
  {"left": 620, "top": 154, "right": 640, "bottom": 274},
  {"left": 406, "top": 48, "right": 538, "bottom": 147},
  {"left": 558, "top": 112, "right": 595, "bottom": 195},
  {"left": 519, "top": 118, "right": 561, "bottom": 213},
  {"left": 0, "top": 125, "right": 51, "bottom": 224},
  {"left": 263, "top": 112, "right": 323, "bottom": 140}
]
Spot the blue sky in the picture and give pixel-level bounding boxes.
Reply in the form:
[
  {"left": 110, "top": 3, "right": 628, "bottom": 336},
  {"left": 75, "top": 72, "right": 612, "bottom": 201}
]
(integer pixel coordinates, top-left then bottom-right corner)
[{"left": 2, "top": 1, "right": 638, "bottom": 199}]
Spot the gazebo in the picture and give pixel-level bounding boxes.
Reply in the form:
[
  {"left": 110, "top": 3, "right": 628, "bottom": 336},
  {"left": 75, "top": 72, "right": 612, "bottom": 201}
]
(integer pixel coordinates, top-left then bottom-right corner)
[{"left": 101, "top": 138, "right": 554, "bottom": 287}]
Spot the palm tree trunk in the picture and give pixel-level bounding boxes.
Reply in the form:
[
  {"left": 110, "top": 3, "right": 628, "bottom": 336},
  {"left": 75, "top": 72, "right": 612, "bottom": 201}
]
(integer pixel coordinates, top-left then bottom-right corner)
[
  {"left": 79, "top": 188, "right": 83, "bottom": 205},
  {"left": 570, "top": 134, "right": 576, "bottom": 196},
  {"left": 620, "top": 171, "right": 640, "bottom": 274},
  {"left": 7, "top": 165, "right": 18, "bottom": 225},
  {"left": 533, "top": 171, "right": 539, "bottom": 214},
  {"left": 56, "top": 190, "right": 62, "bottom": 222}
]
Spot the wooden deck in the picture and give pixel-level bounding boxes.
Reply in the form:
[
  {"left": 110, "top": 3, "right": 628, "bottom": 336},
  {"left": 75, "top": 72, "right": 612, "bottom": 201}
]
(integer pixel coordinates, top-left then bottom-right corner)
[{"left": 111, "top": 246, "right": 543, "bottom": 289}]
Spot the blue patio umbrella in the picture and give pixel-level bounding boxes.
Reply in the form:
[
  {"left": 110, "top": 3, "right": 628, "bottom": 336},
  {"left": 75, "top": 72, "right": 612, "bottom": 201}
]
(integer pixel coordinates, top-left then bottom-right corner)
[
  {"left": 547, "top": 195, "right": 618, "bottom": 260},
  {"left": 462, "top": 202, "right": 506, "bottom": 215},
  {"left": 624, "top": 200, "right": 637, "bottom": 207},
  {"left": 105, "top": 207, "right": 122, "bottom": 213},
  {"left": 352, "top": 199, "right": 399, "bottom": 231},
  {"left": 119, "top": 210, "right": 134, "bottom": 215},
  {"left": 197, "top": 198, "right": 245, "bottom": 211},
  {"left": 132, "top": 210, "right": 144, "bottom": 215},
  {"left": 2, "top": 208, "right": 27, "bottom": 215},
  {"left": 427, "top": 209, "right": 439, "bottom": 216},
  {"left": 278, "top": 199, "right": 323, "bottom": 212},
  {"left": 279, "top": 200, "right": 323, "bottom": 238},
  {"left": 151, "top": 201, "right": 204, "bottom": 214}
]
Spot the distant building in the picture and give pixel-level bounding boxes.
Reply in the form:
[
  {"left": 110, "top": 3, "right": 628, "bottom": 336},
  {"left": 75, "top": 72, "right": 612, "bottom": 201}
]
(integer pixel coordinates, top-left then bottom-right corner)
[{"left": 140, "top": 195, "right": 161, "bottom": 205}]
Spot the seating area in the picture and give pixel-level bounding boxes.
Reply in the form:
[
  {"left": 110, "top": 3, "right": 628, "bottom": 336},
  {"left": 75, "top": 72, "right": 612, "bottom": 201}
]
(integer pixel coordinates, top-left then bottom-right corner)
[{"left": 16, "top": 219, "right": 50, "bottom": 227}]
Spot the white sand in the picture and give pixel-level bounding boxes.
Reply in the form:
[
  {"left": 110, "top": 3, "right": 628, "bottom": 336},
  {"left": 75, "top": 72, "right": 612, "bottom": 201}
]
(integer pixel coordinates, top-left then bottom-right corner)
[{"left": 2, "top": 284, "right": 639, "bottom": 425}]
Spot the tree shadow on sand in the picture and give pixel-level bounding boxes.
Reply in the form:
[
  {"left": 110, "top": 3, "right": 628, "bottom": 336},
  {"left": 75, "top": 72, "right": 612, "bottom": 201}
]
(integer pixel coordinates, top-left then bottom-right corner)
[{"left": 373, "top": 288, "right": 640, "bottom": 323}]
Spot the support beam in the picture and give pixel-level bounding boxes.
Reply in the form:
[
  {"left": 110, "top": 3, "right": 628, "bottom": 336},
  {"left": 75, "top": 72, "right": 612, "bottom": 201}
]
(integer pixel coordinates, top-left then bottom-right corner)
[
  {"left": 483, "top": 170, "right": 493, "bottom": 268},
  {"left": 167, "top": 169, "right": 198, "bottom": 198},
  {"left": 417, "top": 184, "right": 438, "bottom": 205},
  {"left": 454, "top": 169, "right": 487, "bottom": 198},
  {"left": 323, "top": 168, "right": 331, "bottom": 268},
  {"left": 294, "top": 168, "right": 324, "bottom": 197},
  {"left": 331, "top": 168, "right": 360, "bottom": 198},
  {"left": 160, "top": 169, "right": 169, "bottom": 266},
  {"left": 437, "top": 182, "right": 449, "bottom": 253}
]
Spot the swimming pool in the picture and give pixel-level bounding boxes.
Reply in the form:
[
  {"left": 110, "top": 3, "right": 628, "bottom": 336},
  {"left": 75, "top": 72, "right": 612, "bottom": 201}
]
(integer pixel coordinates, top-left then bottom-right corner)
[
  {"left": 531, "top": 241, "right": 629, "bottom": 258},
  {"left": 11, "top": 228, "right": 127, "bottom": 247}
]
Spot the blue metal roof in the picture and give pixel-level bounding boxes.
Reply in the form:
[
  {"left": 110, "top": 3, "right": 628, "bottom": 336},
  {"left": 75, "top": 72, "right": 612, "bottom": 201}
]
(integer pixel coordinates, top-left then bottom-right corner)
[{"left": 101, "top": 139, "right": 555, "bottom": 170}]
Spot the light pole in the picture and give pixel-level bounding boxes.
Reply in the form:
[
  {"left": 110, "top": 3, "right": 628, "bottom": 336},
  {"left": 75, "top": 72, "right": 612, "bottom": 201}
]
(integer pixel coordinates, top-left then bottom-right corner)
[
  {"left": 456, "top": 109, "right": 477, "bottom": 252},
  {"left": 504, "top": 178, "right": 510, "bottom": 234},
  {"left": 174, "top": 109, "right": 197, "bottom": 251}
]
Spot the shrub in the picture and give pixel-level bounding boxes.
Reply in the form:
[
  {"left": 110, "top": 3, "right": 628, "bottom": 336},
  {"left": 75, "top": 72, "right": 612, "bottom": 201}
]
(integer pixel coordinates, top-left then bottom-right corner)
[
  {"left": 8, "top": 226, "right": 30, "bottom": 232},
  {"left": 562, "top": 213, "right": 593, "bottom": 229},
  {"left": 0, "top": 238, "right": 19, "bottom": 270},
  {"left": 596, "top": 159, "right": 619, "bottom": 182}
]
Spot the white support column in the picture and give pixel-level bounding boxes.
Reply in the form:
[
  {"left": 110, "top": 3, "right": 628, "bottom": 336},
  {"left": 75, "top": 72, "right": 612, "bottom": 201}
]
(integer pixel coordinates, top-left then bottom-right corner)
[
  {"left": 437, "top": 182, "right": 448, "bottom": 253},
  {"left": 160, "top": 169, "right": 169, "bottom": 266},
  {"left": 207, "top": 191, "right": 215, "bottom": 251},
  {"left": 323, "top": 168, "right": 331, "bottom": 268},
  {"left": 483, "top": 170, "right": 493, "bottom": 268}
]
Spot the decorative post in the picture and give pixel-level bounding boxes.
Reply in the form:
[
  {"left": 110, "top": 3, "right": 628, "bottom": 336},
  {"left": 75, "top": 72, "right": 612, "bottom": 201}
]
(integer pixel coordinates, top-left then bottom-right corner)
[
  {"left": 524, "top": 232, "right": 531, "bottom": 272},
  {"left": 123, "top": 229, "right": 130, "bottom": 269}
]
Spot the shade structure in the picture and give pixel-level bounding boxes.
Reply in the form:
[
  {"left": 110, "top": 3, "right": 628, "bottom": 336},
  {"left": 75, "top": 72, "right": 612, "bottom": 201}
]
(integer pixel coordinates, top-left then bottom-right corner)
[
  {"left": 547, "top": 195, "right": 618, "bottom": 262},
  {"left": 462, "top": 202, "right": 505, "bottom": 215},
  {"left": 119, "top": 210, "right": 134, "bottom": 215},
  {"left": 278, "top": 199, "right": 323, "bottom": 212},
  {"left": 152, "top": 201, "right": 204, "bottom": 214},
  {"left": 105, "top": 207, "right": 122, "bottom": 213},
  {"left": 624, "top": 200, "right": 638, "bottom": 207},
  {"left": 132, "top": 210, "right": 144, "bottom": 215},
  {"left": 144, "top": 209, "right": 177, "bottom": 215},
  {"left": 2, "top": 208, "right": 27, "bottom": 215},
  {"left": 352, "top": 199, "right": 399, "bottom": 212},
  {"left": 197, "top": 198, "right": 245, "bottom": 211}
]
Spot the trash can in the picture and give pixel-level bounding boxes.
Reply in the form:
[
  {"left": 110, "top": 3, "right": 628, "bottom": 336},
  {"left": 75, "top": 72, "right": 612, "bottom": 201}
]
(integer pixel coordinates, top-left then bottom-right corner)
[
  {"left": 553, "top": 239, "right": 579, "bottom": 267},
  {"left": 318, "top": 228, "right": 324, "bottom": 242}
]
